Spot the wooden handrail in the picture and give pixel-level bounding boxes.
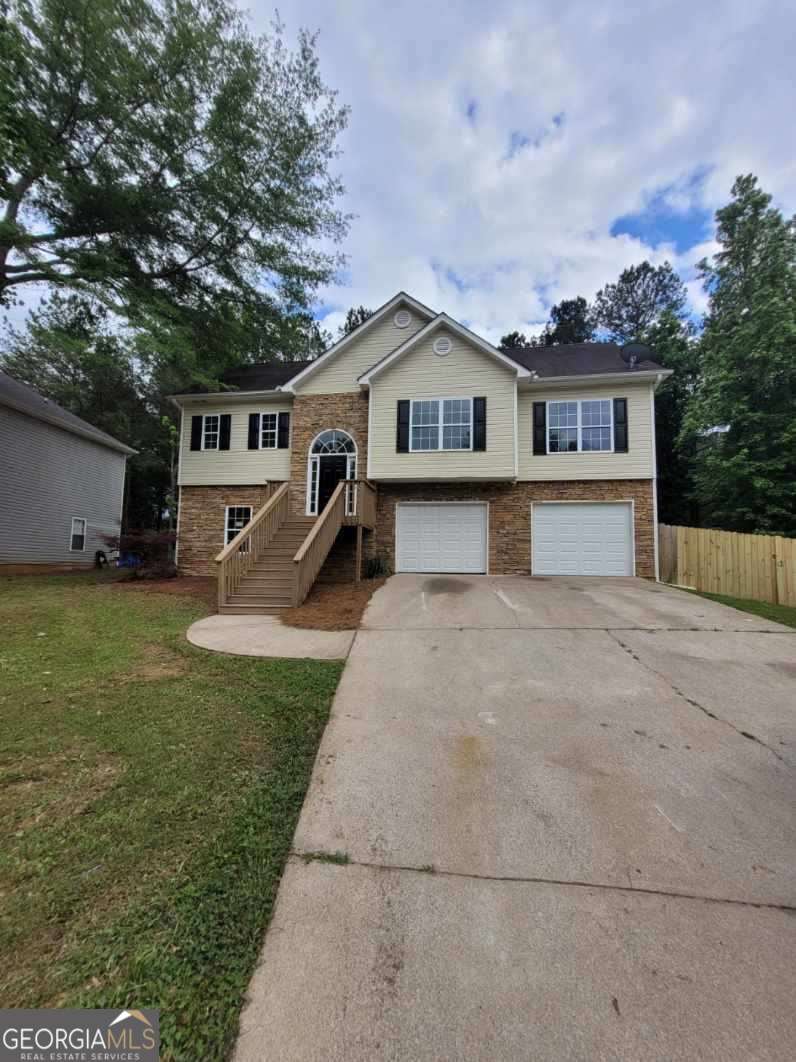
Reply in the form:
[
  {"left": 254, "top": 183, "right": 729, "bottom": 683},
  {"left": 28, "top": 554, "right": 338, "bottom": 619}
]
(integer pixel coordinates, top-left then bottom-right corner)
[
  {"left": 292, "top": 481, "right": 346, "bottom": 605},
  {"left": 214, "top": 482, "right": 289, "bottom": 563},
  {"left": 294, "top": 481, "right": 345, "bottom": 563},
  {"left": 215, "top": 482, "right": 289, "bottom": 609}
]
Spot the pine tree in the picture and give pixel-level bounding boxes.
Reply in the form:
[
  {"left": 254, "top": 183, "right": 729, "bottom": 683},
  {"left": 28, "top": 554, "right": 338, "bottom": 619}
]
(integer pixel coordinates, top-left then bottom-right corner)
[{"left": 685, "top": 175, "right": 796, "bottom": 534}]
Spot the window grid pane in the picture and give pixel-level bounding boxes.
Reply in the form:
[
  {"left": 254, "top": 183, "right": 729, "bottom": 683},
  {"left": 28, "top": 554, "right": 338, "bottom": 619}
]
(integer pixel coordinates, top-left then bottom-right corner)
[
  {"left": 203, "top": 414, "right": 219, "bottom": 449},
  {"left": 411, "top": 424, "right": 438, "bottom": 450},
  {"left": 410, "top": 399, "right": 472, "bottom": 450},
  {"left": 260, "top": 413, "right": 277, "bottom": 448},
  {"left": 547, "top": 400, "right": 613, "bottom": 453},
  {"left": 549, "top": 428, "right": 578, "bottom": 453}
]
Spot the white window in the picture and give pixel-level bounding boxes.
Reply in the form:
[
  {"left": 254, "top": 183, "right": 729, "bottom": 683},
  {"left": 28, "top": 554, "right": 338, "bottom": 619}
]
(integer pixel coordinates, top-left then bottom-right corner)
[
  {"left": 225, "top": 505, "right": 252, "bottom": 546},
  {"left": 410, "top": 398, "right": 472, "bottom": 451},
  {"left": 260, "top": 412, "right": 278, "bottom": 449},
  {"left": 202, "top": 414, "right": 220, "bottom": 450},
  {"left": 69, "top": 517, "right": 86, "bottom": 551},
  {"left": 548, "top": 399, "right": 613, "bottom": 453}
]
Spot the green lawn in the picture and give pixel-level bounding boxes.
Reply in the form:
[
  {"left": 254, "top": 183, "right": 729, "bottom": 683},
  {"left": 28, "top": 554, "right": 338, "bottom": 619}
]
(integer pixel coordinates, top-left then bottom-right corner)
[
  {"left": 0, "top": 573, "right": 342, "bottom": 1060},
  {"left": 692, "top": 589, "right": 796, "bottom": 629}
]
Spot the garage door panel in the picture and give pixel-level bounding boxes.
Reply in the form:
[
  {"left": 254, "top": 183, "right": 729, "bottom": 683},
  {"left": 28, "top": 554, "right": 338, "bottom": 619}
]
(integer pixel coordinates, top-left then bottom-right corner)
[
  {"left": 397, "top": 504, "right": 487, "bottom": 574},
  {"left": 532, "top": 503, "right": 633, "bottom": 576}
]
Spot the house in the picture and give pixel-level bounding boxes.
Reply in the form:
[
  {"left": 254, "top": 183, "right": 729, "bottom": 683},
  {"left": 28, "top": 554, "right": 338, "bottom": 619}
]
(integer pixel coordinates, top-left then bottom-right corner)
[
  {"left": 171, "top": 292, "right": 672, "bottom": 611},
  {"left": 0, "top": 370, "right": 135, "bottom": 571}
]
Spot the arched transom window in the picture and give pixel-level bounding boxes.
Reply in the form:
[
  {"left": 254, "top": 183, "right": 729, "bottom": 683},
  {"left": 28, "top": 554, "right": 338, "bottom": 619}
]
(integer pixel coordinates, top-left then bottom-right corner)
[
  {"left": 311, "top": 430, "right": 356, "bottom": 455},
  {"left": 307, "top": 430, "right": 357, "bottom": 515}
]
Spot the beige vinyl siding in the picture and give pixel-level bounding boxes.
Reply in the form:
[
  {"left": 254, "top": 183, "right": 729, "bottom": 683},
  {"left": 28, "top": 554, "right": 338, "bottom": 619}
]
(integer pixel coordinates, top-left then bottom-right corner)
[
  {"left": 296, "top": 309, "right": 426, "bottom": 394},
  {"left": 517, "top": 382, "right": 654, "bottom": 480},
  {"left": 369, "top": 332, "right": 516, "bottom": 480},
  {"left": 179, "top": 401, "right": 292, "bottom": 486}
]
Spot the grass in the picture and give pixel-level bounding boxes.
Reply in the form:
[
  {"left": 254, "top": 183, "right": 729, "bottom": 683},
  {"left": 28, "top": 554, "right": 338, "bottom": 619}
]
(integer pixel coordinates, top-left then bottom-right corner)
[
  {"left": 0, "top": 573, "right": 342, "bottom": 1061},
  {"left": 691, "top": 589, "right": 796, "bottom": 629}
]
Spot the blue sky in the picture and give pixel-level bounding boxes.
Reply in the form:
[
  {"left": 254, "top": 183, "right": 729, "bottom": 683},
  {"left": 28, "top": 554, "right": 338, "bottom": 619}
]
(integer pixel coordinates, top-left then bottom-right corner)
[
  {"left": 263, "top": 0, "right": 795, "bottom": 341},
  {"left": 3, "top": 0, "right": 793, "bottom": 342}
]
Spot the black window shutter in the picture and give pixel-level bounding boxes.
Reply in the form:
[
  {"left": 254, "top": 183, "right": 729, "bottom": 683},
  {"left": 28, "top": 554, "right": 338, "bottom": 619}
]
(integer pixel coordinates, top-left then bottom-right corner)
[
  {"left": 396, "top": 400, "right": 410, "bottom": 452},
  {"left": 533, "top": 402, "right": 547, "bottom": 455},
  {"left": 248, "top": 413, "right": 260, "bottom": 450},
  {"left": 613, "top": 398, "right": 628, "bottom": 452},
  {"left": 277, "top": 411, "right": 290, "bottom": 449},
  {"left": 219, "top": 414, "right": 232, "bottom": 450},
  {"left": 190, "top": 415, "right": 202, "bottom": 451},
  {"left": 473, "top": 397, "right": 487, "bottom": 451}
]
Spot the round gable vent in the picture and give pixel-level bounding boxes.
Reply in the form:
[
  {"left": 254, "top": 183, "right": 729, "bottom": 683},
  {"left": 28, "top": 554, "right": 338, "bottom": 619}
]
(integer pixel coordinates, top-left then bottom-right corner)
[
  {"left": 433, "top": 336, "right": 452, "bottom": 356},
  {"left": 394, "top": 309, "right": 411, "bottom": 328}
]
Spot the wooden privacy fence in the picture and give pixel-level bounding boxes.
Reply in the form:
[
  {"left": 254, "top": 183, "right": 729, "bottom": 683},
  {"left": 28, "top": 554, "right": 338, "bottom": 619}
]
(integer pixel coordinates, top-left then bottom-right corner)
[{"left": 658, "top": 524, "right": 796, "bottom": 606}]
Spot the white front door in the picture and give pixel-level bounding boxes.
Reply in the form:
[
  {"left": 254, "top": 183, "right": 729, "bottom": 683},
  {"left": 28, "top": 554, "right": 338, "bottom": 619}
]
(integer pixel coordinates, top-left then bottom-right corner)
[
  {"left": 396, "top": 503, "right": 488, "bottom": 574},
  {"left": 532, "top": 502, "right": 634, "bottom": 576}
]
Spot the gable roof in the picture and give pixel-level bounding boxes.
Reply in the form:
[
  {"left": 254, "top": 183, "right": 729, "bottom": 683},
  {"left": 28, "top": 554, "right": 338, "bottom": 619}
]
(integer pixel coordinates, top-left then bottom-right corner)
[
  {"left": 357, "top": 313, "right": 532, "bottom": 385},
  {"left": 0, "top": 370, "right": 136, "bottom": 455},
  {"left": 501, "top": 342, "right": 662, "bottom": 379},
  {"left": 281, "top": 291, "right": 437, "bottom": 391}
]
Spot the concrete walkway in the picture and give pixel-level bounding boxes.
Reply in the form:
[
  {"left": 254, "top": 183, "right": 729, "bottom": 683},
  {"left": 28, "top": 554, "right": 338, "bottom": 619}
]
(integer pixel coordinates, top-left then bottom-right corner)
[
  {"left": 187, "top": 613, "right": 354, "bottom": 659},
  {"left": 234, "top": 576, "right": 796, "bottom": 1061}
]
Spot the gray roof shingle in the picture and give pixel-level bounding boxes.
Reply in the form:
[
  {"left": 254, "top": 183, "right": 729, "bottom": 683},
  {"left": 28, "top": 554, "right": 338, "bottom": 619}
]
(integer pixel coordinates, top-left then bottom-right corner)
[
  {"left": 501, "top": 342, "right": 660, "bottom": 377},
  {"left": 175, "top": 360, "right": 314, "bottom": 396},
  {"left": 0, "top": 370, "right": 136, "bottom": 455}
]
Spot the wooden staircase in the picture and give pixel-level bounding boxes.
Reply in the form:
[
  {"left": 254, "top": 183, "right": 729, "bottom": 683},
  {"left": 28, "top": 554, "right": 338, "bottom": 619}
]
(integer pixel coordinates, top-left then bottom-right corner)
[
  {"left": 221, "top": 516, "right": 316, "bottom": 614},
  {"left": 214, "top": 479, "right": 377, "bottom": 615}
]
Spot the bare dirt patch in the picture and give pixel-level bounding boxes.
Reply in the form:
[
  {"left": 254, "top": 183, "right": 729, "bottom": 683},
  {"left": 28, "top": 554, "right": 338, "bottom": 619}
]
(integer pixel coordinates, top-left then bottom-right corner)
[{"left": 281, "top": 579, "right": 386, "bottom": 631}]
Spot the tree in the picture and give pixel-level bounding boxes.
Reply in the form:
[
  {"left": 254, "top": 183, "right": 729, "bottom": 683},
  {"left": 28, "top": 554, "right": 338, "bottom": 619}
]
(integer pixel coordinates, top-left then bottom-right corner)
[
  {"left": 0, "top": 0, "right": 349, "bottom": 349},
  {"left": 338, "top": 305, "right": 372, "bottom": 337},
  {"left": 1, "top": 292, "right": 174, "bottom": 528},
  {"left": 544, "top": 296, "right": 594, "bottom": 344},
  {"left": 644, "top": 310, "right": 701, "bottom": 525},
  {"left": 498, "top": 330, "right": 531, "bottom": 351},
  {"left": 684, "top": 175, "right": 796, "bottom": 535},
  {"left": 594, "top": 262, "right": 687, "bottom": 342}
]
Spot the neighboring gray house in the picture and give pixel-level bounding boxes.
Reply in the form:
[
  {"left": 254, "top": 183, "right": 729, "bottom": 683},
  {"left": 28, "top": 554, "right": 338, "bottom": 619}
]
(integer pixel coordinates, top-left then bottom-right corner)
[{"left": 0, "top": 371, "right": 135, "bottom": 569}]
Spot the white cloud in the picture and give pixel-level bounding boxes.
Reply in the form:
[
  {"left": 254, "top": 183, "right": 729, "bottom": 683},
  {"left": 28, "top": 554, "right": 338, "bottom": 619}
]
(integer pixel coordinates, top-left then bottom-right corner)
[
  {"left": 252, "top": 0, "right": 794, "bottom": 342},
  {"left": 4, "top": 1, "right": 791, "bottom": 345}
]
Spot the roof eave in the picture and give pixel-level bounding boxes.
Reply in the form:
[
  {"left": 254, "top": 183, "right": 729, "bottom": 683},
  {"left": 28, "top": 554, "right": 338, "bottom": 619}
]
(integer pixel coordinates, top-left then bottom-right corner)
[
  {"left": 519, "top": 369, "right": 673, "bottom": 388},
  {"left": 170, "top": 388, "right": 292, "bottom": 405}
]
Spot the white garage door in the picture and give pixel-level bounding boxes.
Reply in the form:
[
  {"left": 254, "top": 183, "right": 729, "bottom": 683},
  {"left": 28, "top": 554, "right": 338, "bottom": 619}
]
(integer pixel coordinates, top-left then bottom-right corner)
[
  {"left": 396, "top": 504, "right": 487, "bottom": 573},
  {"left": 532, "top": 502, "right": 633, "bottom": 576}
]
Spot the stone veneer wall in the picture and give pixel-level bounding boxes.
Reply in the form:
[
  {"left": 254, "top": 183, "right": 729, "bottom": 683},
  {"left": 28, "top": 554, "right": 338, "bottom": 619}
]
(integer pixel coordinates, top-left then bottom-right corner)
[
  {"left": 371, "top": 479, "right": 655, "bottom": 578},
  {"left": 178, "top": 484, "right": 273, "bottom": 576},
  {"left": 288, "top": 393, "right": 369, "bottom": 516}
]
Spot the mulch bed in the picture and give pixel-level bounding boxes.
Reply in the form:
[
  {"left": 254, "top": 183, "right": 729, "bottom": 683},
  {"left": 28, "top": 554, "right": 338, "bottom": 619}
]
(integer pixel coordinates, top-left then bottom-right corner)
[{"left": 281, "top": 579, "right": 386, "bottom": 631}]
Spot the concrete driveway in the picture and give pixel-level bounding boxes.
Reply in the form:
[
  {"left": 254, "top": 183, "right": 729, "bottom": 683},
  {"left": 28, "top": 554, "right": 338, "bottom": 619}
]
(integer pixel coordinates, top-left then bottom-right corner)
[{"left": 235, "top": 576, "right": 796, "bottom": 1062}]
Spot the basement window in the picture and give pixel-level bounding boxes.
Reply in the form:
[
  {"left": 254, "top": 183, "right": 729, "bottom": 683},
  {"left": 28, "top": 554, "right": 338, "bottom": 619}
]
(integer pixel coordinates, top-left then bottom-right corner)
[{"left": 225, "top": 506, "right": 252, "bottom": 546}]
